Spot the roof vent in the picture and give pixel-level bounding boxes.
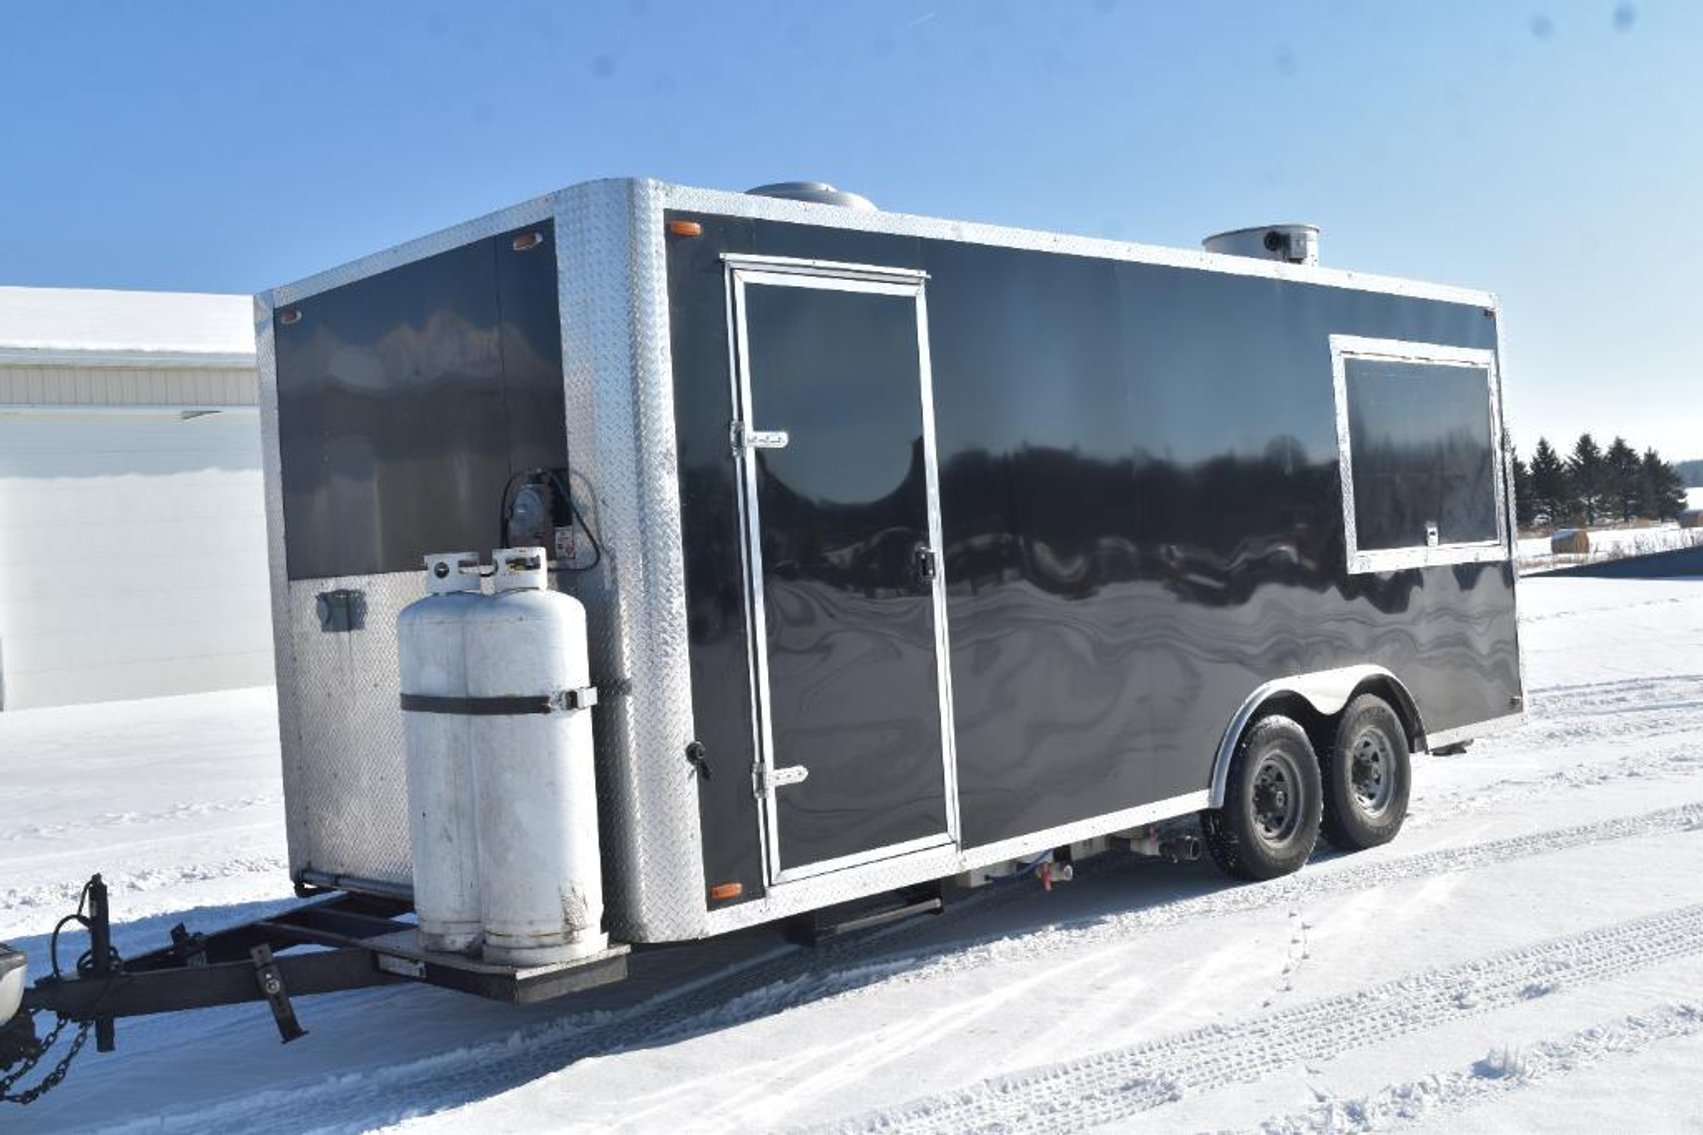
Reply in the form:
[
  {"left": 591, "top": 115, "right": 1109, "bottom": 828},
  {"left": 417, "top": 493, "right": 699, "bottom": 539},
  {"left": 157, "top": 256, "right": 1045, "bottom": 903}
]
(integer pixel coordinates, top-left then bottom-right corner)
[
  {"left": 1202, "top": 224, "right": 1320, "bottom": 266},
  {"left": 746, "top": 181, "right": 878, "bottom": 211}
]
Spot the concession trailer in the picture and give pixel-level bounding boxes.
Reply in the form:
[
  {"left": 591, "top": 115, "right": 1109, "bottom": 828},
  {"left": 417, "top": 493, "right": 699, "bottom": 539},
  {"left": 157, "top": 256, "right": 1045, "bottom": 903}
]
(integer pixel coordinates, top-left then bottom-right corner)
[{"left": 1, "top": 178, "right": 1522, "bottom": 1094}]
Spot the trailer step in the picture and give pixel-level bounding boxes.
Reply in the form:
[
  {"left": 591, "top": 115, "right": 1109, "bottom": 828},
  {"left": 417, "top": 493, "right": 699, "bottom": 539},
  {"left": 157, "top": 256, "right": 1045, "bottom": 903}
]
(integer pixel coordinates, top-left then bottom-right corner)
[{"left": 784, "top": 887, "right": 945, "bottom": 947}]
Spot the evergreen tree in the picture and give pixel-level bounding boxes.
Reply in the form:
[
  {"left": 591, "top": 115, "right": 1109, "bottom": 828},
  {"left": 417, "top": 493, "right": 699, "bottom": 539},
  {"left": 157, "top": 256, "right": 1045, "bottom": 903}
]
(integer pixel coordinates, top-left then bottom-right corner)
[
  {"left": 1511, "top": 452, "right": 1535, "bottom": 527},
  {"left": 1528, "top": 437, "right": 1569, "bottom": 524},
  {"left": 1604, "top": 436, "right": 1642, "bottom": 522},
  {"left": 1568, "top": 433, "right": 1607, "bottom": 525},
  {"left": 1640, "top": 448, "right": 1688, "bottom": 520}
]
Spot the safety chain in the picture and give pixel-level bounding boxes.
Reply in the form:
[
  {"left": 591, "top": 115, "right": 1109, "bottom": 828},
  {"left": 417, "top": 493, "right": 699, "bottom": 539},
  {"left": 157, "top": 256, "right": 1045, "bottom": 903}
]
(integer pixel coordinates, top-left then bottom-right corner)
[{"left": 0, "top": 1014, "right": 92, "bottom": 1105}]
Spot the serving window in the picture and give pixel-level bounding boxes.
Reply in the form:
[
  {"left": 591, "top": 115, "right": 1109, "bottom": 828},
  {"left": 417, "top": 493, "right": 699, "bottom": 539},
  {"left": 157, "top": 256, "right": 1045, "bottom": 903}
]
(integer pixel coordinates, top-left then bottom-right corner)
[{"left": 1330, "top": 336, "right": 1506, "bottom": 573}]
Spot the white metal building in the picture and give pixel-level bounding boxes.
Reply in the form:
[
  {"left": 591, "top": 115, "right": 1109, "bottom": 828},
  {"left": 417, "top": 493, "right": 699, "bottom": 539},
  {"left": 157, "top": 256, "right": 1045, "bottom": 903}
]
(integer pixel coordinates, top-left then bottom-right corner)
[{"left": 0, "top": 286, "right": 271, "bottom": 709}]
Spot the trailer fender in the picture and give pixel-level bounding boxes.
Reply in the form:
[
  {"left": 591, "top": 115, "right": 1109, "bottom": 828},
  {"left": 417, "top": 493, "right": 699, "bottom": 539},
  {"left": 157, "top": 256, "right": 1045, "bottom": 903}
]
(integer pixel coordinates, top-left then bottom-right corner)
[{"left": 1207, "top": 666, "right": 1423, "bottom": 809}]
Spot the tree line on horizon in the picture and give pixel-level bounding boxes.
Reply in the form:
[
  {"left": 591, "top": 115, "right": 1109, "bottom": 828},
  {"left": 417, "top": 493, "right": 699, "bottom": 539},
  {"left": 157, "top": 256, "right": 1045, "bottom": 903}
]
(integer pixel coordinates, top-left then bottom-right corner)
[{"left": 1512, "top": 434, "right": 1689, "bottom": 529}]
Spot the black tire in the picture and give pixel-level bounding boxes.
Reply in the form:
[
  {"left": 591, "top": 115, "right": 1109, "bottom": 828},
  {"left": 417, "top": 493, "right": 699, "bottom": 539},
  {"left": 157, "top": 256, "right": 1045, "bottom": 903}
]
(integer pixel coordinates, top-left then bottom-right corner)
[
  {"left": 1203, "top": 714, "right": 1322, "bottom": 882},
  {"left": 1319, "top": 693, "right": 1411, "bottom": 851}
]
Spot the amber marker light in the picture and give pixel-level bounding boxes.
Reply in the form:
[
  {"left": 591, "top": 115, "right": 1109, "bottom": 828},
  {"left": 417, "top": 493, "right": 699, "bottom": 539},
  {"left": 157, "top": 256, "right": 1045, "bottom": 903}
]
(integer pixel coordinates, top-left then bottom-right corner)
[
  {"left": 512, "top": 230, "right": 545, "bottom": 252},
  {"left": 667, "top": 219, "right": 704, "bottom": 237},
  {"left": 709, "top": 882, "right": 743, "bottom": 901}
]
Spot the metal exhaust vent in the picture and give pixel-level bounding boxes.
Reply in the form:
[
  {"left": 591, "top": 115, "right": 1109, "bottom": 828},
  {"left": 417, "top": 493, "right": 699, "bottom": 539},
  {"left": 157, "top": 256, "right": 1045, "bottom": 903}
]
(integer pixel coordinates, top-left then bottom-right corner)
[
  {"left": 746, "top": 181, "right": 878, "bottom": 211},
  {"left": 1202, "top": 224, "right": 1320, "bottom": 266}
]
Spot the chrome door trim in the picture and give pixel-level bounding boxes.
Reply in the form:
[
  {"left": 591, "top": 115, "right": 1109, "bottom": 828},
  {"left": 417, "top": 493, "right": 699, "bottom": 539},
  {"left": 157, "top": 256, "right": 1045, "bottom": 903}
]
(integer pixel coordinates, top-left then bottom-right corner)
[
  {"left": 721, "top": 252, "right": 928, "bottom": 285},
  {"left": 769, "top": 831, "right": 957, "bottom": 885},
  {"left": 725, "top": 259, "right": 961, "bottom": 886}
]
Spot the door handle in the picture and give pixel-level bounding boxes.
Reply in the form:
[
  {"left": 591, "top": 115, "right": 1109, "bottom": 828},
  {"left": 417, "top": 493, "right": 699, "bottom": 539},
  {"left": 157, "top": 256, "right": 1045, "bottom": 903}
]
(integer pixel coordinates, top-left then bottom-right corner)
[
  {"left": 754, "top": 764, "right": 810, "bottom": 797},
  {"left": 731, "top": 422, "right": 789, "bottom": 456},
  {"left": 911, "top": 542, "right": 938, "bottom": 587}
]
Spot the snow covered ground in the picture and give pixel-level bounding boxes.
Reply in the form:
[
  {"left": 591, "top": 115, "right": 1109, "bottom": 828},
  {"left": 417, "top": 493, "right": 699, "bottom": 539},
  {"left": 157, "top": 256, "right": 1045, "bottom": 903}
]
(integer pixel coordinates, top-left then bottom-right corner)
[{"left": 5, "top": 575, "right": 1703, "bottom": 1132}]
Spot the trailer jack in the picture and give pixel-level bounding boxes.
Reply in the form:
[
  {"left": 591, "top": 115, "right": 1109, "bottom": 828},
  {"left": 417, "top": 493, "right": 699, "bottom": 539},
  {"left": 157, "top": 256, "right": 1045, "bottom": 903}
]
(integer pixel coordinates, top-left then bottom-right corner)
[{"left": 250, "top": 945, "right": 306, "bottom": 1044}]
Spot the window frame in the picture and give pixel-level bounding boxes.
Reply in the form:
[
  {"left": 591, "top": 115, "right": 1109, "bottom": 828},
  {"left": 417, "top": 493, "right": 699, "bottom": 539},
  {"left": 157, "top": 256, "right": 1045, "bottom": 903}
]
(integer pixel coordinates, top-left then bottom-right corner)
[{"left": 1330, "top": 335, "right": 1509, "bottom": 574}]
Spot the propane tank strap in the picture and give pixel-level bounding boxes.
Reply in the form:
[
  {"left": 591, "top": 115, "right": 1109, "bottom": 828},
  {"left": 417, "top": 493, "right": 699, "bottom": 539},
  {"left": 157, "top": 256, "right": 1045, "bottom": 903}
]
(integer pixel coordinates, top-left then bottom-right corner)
[{"left": 400, "top": 688, "right": 598, "bottom": 716}]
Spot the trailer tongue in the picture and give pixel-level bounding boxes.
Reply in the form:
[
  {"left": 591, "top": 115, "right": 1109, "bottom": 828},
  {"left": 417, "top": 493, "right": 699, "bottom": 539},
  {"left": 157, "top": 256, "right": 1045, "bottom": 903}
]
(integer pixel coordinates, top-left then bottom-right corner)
[{"left": 0, "top": 872, "right": 629, "bottom": 1103}]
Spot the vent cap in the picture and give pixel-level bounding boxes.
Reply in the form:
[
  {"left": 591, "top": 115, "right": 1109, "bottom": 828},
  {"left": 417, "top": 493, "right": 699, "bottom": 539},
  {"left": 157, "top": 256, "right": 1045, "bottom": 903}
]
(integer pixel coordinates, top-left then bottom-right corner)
[
  {"left": 1202, "top": 224, "right": 1320, "bottom": 266},
  {"left": 746, "top": 181, "right": 878, "bottom": 211}
]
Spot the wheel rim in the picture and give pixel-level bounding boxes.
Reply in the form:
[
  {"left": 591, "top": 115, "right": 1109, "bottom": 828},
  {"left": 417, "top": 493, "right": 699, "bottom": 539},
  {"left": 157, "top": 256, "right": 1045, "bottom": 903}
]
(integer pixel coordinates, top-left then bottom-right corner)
[
  {"left": 1349, "top": 725, "right": 1397, "bottom": 818},
  {"left": 1250, "top": 748, "right": 1305, "bottom": 846}
]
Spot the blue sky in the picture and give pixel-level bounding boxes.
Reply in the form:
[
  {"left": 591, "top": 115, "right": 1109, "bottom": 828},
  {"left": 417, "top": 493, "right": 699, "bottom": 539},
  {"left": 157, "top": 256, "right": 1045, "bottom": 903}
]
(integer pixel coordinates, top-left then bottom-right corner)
[{"left": 1, "top": 1, "right": 1697, "bottom": 458}]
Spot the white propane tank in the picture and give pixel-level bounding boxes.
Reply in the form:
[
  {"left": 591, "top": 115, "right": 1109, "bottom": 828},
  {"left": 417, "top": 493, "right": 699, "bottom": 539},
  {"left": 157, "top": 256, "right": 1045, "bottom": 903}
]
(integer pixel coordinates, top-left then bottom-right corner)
[
  {"left": 398, "top": 551, "right": 485, "bottom": 954},
  {"left": 466, "top": 547, "right": 607, "bottom": 966}
]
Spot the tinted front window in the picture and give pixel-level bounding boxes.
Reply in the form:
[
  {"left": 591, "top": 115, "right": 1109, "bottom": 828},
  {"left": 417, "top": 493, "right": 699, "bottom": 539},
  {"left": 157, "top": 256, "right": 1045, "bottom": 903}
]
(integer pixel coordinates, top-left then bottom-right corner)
[{"left": 1345, "top": 358, "right": 1497, "bottom": 551}]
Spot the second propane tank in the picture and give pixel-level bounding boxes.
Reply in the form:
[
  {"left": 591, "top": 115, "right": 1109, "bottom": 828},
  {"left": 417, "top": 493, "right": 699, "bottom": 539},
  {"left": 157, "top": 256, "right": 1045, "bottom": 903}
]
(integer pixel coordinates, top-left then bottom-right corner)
[
  {"left": 466, "top": 548, "right": 608, "bottom": 966},
  {"left": 398, "top": 551, "right": 485, "bottom": 954}
]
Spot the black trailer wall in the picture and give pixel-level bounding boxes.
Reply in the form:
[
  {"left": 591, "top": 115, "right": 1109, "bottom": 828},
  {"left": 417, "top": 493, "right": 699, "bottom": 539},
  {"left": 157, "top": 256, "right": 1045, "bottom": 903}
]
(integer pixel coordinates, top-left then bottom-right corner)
[
  {"left": 273, "top": 221, "right": 567, "bottom": 581},
  {"left": 666, "top": 214, "right": 1519, "bottom": 907}
]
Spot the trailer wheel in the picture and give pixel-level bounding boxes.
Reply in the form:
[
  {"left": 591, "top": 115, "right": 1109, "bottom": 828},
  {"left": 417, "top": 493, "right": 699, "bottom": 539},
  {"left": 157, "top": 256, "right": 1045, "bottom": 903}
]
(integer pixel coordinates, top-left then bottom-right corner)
[
  {"left": 1203, "top": 714, "right": 1322, "bottom": 881},
  {"left": 1319, "top": 694, "right": 1411, "bottom": 850}
]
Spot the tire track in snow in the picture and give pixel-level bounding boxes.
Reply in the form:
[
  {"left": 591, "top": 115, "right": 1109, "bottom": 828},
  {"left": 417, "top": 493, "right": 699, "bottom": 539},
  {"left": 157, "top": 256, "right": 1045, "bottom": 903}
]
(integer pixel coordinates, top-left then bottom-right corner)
[
  {"left": 0, "top": 794, "right": 283, "bottom": 844},
  {"left": 1520, "top": 675, "right": 1703, "bottom": 734},
  {"left": 816, "top": 905, "right": 1703, "bottom": 1134},
  {"left": 1524, "top": 671, "right": 1703, "bottom": 706},
  {"left": 1525, "top": 672, "right": 1703, "bottom": 695},
  {"left": 1252, "top": 1000, "right": 1703, "bottom": 1134},
  {"left": 1409, "top": 740, "right": 1703, "bottom": 830},
  {"left": 1518, "top": 675, "right": 1703, "bottom": 743},
  {"left": 1408, "top": 675, "right": 1703, "bottom": 826},
  {"left": 89, "top": 881, "right": 1046, "bottom": 1135},
  {"left": 1517, "top": 588, "right": 1703, "bottom": 623},
  {"left": 871, "top": 799, "right": 1703, "bottom": 992},
  {"left": 96, "top": 799, "right": 1703, "bottom": 1135},
  {"left": 1, "top": 855, "right": 290, "bottom": 921}
]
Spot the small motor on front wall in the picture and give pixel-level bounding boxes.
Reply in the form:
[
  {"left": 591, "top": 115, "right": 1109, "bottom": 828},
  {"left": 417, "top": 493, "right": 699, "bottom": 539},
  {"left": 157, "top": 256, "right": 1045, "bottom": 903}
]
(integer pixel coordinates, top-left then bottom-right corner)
[{"left": 502, "top": 468, "right": 592, "bottom": 567}]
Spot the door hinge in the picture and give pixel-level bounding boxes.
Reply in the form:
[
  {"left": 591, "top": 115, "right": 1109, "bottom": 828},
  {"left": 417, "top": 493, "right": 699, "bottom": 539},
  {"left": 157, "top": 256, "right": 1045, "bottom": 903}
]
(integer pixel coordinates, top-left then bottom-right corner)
[
  {"left": 753, "top": 763, "right": 809, "bottom": 797},
  {"left": 731, "top": 421, "right": 790, "bottom": 457}
]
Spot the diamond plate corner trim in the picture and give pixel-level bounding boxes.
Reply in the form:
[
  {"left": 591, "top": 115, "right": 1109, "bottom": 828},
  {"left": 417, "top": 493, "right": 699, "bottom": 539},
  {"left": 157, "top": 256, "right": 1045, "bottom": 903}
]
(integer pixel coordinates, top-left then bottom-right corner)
[
  {"left": 285, "top": 572, "right": 421, "bottom": 888},
  {"left": 255, "top": 294, "right": 314, "bottom": 877},
  {"left": 556, "top": 180, "right": 708, "bottom": 942}
]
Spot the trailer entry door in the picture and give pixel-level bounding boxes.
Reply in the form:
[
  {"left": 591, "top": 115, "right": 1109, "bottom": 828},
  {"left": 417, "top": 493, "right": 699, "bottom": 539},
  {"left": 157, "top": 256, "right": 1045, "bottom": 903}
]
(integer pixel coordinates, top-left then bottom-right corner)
[{"left": 727, "top": 259, "right": 959, "bottom": 884}]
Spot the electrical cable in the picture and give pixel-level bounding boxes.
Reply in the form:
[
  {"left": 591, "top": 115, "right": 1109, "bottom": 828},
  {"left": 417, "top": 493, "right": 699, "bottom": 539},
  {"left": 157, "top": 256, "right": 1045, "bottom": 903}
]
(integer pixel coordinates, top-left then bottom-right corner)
[
  {"left": 497, "top": 469, "right": 533, "bottom": 549},
  {"left": 984, "top": 852, "right": 1054, "bottom": 887},
  {"left": 546, "top": 468, "right": 602, "bottom": 572},
  {"left": 47, "top": 879, "right": 93, "bottom": 980},
  {"left": 496, "top": 467, "right": 603, "bottom": 573}
]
